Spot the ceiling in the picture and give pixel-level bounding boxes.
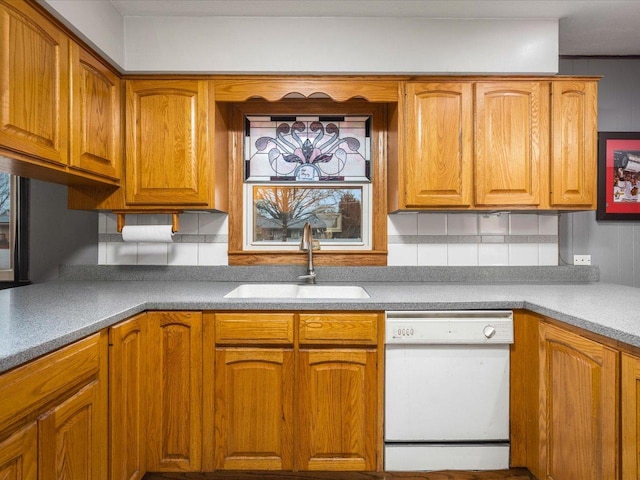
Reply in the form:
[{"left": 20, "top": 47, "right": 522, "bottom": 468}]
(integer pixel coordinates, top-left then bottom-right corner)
[{"left": 108, "top": 0, "right": 640, "bottom": 56}]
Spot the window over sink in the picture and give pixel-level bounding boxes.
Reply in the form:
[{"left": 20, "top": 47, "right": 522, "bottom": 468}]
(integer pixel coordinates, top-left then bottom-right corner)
[
  {"left": 243, "top": 114, "right": 372, "bottom": 251},
  {"left": 226, "top": 100, "right": 388, "bottom": 266},
  {"left": 247, "top": 185, "right": 369, "bottom": 249}
]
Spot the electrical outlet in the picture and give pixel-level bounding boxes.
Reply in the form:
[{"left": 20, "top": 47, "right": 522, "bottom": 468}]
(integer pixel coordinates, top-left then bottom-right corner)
[{"left": 573, "top": 254, "right": 592, "bottom": 266}]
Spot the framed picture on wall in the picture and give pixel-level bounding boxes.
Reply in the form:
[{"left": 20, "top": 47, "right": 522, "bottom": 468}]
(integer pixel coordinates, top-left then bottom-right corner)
[{"left": 597, "top": 131, "right": 640, "bottom": 220}]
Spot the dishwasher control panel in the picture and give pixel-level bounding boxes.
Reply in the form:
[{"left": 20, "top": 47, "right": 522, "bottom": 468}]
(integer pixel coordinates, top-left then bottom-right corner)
[{"left": 385, "top": 310, "right": 513, "bottom": 344}]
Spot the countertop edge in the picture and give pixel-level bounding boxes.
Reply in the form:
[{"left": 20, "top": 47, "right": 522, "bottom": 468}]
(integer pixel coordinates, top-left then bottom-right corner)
[{"left": 1, "top": 279, "right": 637, "bottom": 374}]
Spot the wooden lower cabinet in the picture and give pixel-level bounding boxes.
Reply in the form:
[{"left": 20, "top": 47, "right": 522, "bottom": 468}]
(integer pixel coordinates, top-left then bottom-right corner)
[
  {"left": 623, "top": 352, "right": 640, "bottom": 479},
  {"left": 538, "top": 322, "right": 619, "bottom": 480},
  {"left": 39, "top": 380, "right": 107, "bottom": 480},
  {"left": 0, "top": 332, "right": 108, "bottom": 480},
  {"left": 109, "top": 313, "right": 147, "bottom": 480},
  {"left": 214, "top": 348, "right": 294, "bottom": 470},
  {"left": 0, "top": 423, "right": 37, "bottom": 480},
  {"left": 212, "top": 312, "right": 296, "bottom": 470},
  {"left": 8, "top": 308, "right": 637, "bottom": 478},
  {"left": 4, "top": 310, "right": 381, "bottom": 478},
  {"left": 210, "top": 311, "right": 382, "bottom": 472},
  {"left": 297, "top": 349, "right": 378, "bottom": 471},
  {"left": 146, "top": 311, "right": 203, "bottom": 472}
]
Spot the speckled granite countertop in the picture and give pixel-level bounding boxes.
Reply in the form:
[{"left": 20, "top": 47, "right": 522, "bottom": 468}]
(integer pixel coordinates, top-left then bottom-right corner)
[{"left": 1, "top": 265, "right": 639, "bottom": 374}]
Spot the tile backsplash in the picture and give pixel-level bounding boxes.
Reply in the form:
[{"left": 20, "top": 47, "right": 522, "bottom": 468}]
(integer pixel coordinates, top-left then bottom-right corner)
[
  {"left": 98, "top": 212, "right": 229, "bottom": 266},
  {"left": 98, "top": 211, "right": 558, "bottom": 267},
  {"left": 388, "top": 212, "right": 558, "bottom": 266}
]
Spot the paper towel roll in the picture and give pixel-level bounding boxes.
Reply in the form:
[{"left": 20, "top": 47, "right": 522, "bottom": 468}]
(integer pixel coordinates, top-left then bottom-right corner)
[{"left": 121, "top": 225, "right": 174, "bottom": 243}]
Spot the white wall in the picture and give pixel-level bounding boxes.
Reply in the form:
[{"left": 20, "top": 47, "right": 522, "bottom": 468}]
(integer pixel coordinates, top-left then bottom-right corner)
[
  {"left": 38, "top": 0, "right": 125, "bottom": 69},
  {"left": 35, "top": 2, "right": 560, "bottom": 74},
  {"left": 30, "top": 181, "right": 98, "bottom": 283},
  {"left": 124, "top": 17, "right": 558, "bottom": 74}
]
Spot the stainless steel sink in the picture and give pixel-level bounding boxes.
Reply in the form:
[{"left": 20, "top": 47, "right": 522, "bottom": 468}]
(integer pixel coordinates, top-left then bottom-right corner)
[{"left": 224, "top": 283, "right": 370, "bottom": 299}]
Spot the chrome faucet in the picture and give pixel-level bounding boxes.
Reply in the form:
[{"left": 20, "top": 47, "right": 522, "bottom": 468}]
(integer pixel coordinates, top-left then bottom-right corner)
[{"left": 298, "top": 222, "right": 317, "bottom": 284}]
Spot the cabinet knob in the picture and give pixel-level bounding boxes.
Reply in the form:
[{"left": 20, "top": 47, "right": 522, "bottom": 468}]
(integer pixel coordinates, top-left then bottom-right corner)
[{"left": 483, "top": 325, "right": 497, "bottom": 339}]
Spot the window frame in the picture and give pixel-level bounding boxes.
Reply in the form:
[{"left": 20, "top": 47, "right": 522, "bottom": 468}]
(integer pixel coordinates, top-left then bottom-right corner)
[
  {"left": 244, "top": 184, "right": 372, "bottom": 250},
  {"left": 0, "top": 175, "right": 29, "bottom": 289},
  {"left": 227, "top": 99, "right": 388, "bottom": 266}
]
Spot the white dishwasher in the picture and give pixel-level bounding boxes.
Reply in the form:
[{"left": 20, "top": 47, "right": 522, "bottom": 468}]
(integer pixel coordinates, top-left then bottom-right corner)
[{"left": 384, "top": 310, "right": 514, "bottom": 471}]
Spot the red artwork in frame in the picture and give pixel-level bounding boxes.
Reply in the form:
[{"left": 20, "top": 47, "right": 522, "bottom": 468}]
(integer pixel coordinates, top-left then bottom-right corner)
[{"left": 597, "top": 132, "right": 640, "bottom": 220}]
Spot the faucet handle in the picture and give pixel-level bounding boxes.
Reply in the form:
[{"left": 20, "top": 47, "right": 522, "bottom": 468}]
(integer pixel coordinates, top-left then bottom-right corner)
[{"left": 298, "top": 272, "right": 317, "bottom": 284}]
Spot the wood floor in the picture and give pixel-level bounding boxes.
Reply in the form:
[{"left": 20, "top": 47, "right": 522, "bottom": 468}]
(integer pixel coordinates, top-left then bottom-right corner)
[{"left": 143, "top": 469, "right": 535, "bottom": 480}]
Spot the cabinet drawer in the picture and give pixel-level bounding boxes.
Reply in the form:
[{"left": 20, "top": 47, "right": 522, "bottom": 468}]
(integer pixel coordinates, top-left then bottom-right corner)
[
  {"left": 0, "top": 333, "right": 101, "bottom": 432},
  {"left": 299, "top": 313, "right": 379, "bottom": 345},
  {"left": 215, "top": 313, "right": 294, "bottom": 345}
]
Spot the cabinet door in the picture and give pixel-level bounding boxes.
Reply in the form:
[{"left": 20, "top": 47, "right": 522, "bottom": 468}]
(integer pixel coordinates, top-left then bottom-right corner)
[
  {"left": 550, "top": 80, "right": 598, "bottom": 208},
  {"left": 539, "top": 322, "right": 618, "bottom": 480},
  {"left": 0, "top": 0, "right": 69, "bottom": 165},
  {"left": 38, "top": 380, "right": 107, "bottom": 480},
  {"left": 297, "top": 349, "right": 378, "bottom": 471},
  {"left": 475, "top": 81, "right": 548, "bottom": 207},
  {"left": 125, "top": 80, "right": 211, "bottom": 206},
  {"left": 70, "top": 42, "right": 121, "bottom": 181},
  {"left": 623, "top": 353, "right": 640, "bottom": 479},
  {"left": 403, "top": 82, "right": 473, "bottom": 207},
  {"left": 109, "top": 314, "right": 147, "bottom": 480},
  {"left": 214, "top": 348, "right": 294, "bottom": 470},
  {"left": 147, "top": 311, "right": 202, "bottom": 472},
  {"left": 0, "top": 423, "right": 37, "bottom": 480}
]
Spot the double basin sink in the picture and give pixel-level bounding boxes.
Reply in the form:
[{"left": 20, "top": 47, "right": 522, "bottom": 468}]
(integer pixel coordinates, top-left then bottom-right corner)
[{"left": 224, "top": 283, "right": 370, "bottom": 299}]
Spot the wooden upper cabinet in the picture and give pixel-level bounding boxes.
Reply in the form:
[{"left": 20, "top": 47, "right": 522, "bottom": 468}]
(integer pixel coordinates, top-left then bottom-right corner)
[
  {"left": 475, "top": 81, "right": 549, "bottom": 207},
  {"left": 403, "top": 82, "right": 473, "bottom": 208},
  {"left": 550, "top": 80, "right": 598, "bottom": 208},
  {"left": 125, "top": 79, "right": 211, "bottom": 206},
  {"left": 539, "top": 322, "right": 619, "bottom": 480},
  {"left": 395, "top": 77, "right": 597, "bottom": 211},
  {"left": 213, "top": 76, "right": 399, "bottom": 102},
  {"left": 70, "top": 43, "right": 121, "bottom": 181},
  {"left": 0, "top": 0, "right": 69, "bottom": 166}
]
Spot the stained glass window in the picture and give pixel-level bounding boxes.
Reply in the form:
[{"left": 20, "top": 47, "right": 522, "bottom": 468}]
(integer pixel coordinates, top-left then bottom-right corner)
[
  {"left": 242, "top": 113, "right": 372, "bottom": 251},
  {"left": 244, "top": 115, "right": 371, "bottom": 182}
]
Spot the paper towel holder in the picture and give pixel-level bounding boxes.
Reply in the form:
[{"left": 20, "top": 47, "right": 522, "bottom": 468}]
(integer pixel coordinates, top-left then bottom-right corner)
[{"left": 115, "top": 211, "right": 182, "bottom": 234}]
